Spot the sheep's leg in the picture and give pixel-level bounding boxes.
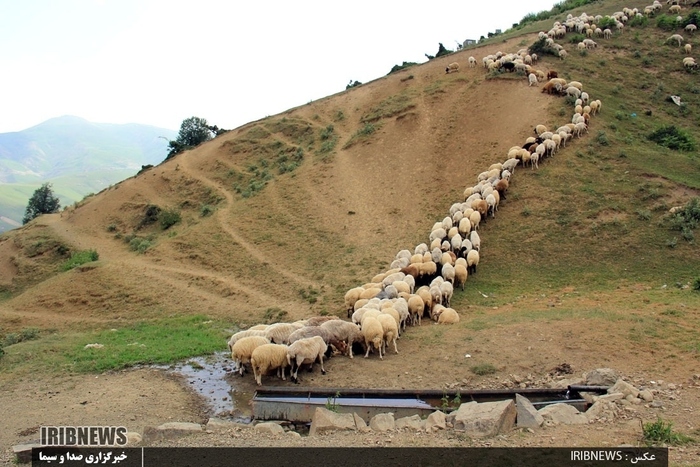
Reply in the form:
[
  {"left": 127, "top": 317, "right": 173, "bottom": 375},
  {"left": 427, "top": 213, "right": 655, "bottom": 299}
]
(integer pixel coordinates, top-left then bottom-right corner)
[
  {"left": 393, "top": 338, "right": 399, "bottom": 354},
  {"left": 364, "top": 343, "right": 371, "bottom": 358},
  {"left": 319, "top": 355, "right": 326, "bottom": 375},
  {"left": 378, "top": 342, "right": 383, "bottom": 360}
]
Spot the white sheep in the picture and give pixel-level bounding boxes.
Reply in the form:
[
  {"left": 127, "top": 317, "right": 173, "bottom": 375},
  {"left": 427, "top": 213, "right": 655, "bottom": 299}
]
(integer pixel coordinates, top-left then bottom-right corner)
[
  {"left": 231, "top": 336, "right": 270, "bottom": 376},
  {"left": 468, "top": 56, "right": 477, "bottom": 67},
  {"left": 227, "top": 329, "right": 268, "bottom": 350},
  {"left": 437, "top": 307, "right": 460, "bottom": 324},
  {"left": 287, "top": 336, "right": 327, "bottom": 383},
  {"left": 362, "top": 316, "right": 384, "bottom": 359},
  {"left": 407, "top": 294, "right": 425, "bottom": 326},
  {"left": 454, "top": 264, "right": 468, "bottom": 291},
  {"left": 265, "top": 322, "right": 303, "bottom": 344},
  {"left": 377, "top": 313, "right": 399, "bottom": 355},
  {"left": 686, "top": 24, "right": 697, "bottom": 34},
  {"left": 685, "top": 43, "right": 692, "bottom": 54},
  {"left": 251, "top": 343, "right": 290, "bottom": 386},
  {"left": 467, "top": 249, "right": 480, "bottom": 275},
  {"left": 669, "top": 34, "right": 684, "bottom": 46},
  {"left": 439, "top": 281, "right": 454, "bottom": 307},
  {"left": 320, "top": 320, "right": 364, "bottom": 358},
  {"left": 470, "top": 230, "right": 481, "bottom": 252},
  {"left": 446, "top": 62, "right": 460, "bottom": 73},
  {"left": 528, "top": 73, "right": 538, "bottom": 86}
]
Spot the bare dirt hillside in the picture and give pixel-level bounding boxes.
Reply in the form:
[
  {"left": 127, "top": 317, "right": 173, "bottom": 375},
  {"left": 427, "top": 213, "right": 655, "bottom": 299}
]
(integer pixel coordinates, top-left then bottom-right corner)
[{"left": 1, "top": 5, "right": 699, "bottom": 464}]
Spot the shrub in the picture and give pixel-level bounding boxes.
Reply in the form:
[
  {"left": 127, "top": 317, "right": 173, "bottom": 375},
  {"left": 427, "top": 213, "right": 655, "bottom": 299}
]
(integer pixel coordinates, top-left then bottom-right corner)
[
  {"left": 129, "top": 237, "right": 153, "bottom": 254},
  {"left": 648, "top": 126, "right": 697, "bottom": 151},
  {"left": 693, "top": 277, "right": 700, "bottom": 291},
  {"left": 138, "top": 205, "right": 161, "bottom": 229},
  {"left": 61, "top": 249, "right": 99, "bottom": 271},
  {"left": 629, "top": 15, "right": 648, "bottom": 27},
  {"left": 389, "top": 61, "right": 419, "bottom": 74},
  {"left": 159, "top": 208, "right": 181, "bottom": 230},
  {"left": 643, "top": 418, "right": 694, "bottom": 445},
  {"left": 598, "top": 16, "right": 617, "bottom": 29},
  {"left": 200, "top": 205, "right": 214, "bottom": 217},
  {"left": 657, "top": 14, "right": 679, "bottom": 31},
  {"left": 596, "top": 131, "right": 610, "bottom": 146},
  {"left": 529, "top": 37, "right": 559, "bottom": 57},
  {"left": 471, "top": 363, "right": 497, "bottom": 375}
]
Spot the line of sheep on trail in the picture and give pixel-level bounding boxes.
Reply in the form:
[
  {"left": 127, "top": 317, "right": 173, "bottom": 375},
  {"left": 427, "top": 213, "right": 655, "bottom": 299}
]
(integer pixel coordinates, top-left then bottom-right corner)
[{"left": 225, "top": 12, "right": 615, "bottom": 387}]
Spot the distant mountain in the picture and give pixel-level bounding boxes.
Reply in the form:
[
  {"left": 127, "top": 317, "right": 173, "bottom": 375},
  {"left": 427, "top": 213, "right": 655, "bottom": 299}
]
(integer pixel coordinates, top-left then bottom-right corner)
[{"left": 0, "top": 116, "right": 176, "bottom": 232}]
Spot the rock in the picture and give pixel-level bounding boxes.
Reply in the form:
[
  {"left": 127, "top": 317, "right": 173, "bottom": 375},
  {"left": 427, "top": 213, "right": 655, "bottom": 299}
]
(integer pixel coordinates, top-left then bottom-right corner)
[
  {"left": 586, "top": 368, "right": 619, "bottom": 386},
  {"left": 369, "top": 413, "right": 395, "bottom": 432},
  {"left": 639, "top": 389, "right": 654, "bottom": 402},
  {"left": 425, "top": 410, "right": 447, "bottom": 431},
  {"left": 126, "top": 432, "right": 142, "bottom": 446},
  {"left": 254, "top": 422, "right": 284, "bottom": 436},
  {"left": 650, "top": 401, "right": 664, "bottom": 408},
  {"left": 13, "top": 442, "right": 41, "bottom": 464},
  {"left": 585, "top": 400, "right": 616, "bottom": 422},
  {"left": 308, "top": 407, "right": 356, "bottom": 437},
  {"left": 395, "top": 415, "right": 424, "bottom": 431},
  {"left": 286, "top": 431, "right": 301, "bottom": 439},
  {"left": 516, "top": 394, "right": 544, "bottom": 428},
  {"left": 550, "top": 377, "right": 585, "bottom": 388},
  {"left": 206, "top": 418, "right": 251, "bottom": 431},
  {"left": 597, "top": 392, "right": 624, "bottom": 403},
  {"left": 538, "top": 404, "right": 587, "bottom": 425},
  {"left": 352, "top": 413, "right": 368, "bottom": 431},
  {"left": 579, "top": 392, "right": 598, "bottom": 404},
  {"left": 667, "top": 383, "right": 677, "bottom": 390},
  {"left": 143, "top": 422, "right": 203, "bottom": 442},
  {"left": 452, "top": 400, "right": 517, "bottom": 438},
  {"left": 608, "top": 379, "right": 639, "bottom": 398}
]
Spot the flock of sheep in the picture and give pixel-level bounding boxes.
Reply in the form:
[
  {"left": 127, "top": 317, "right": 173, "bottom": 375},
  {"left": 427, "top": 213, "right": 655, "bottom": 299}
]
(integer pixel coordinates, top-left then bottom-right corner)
[{"left": 219, "top": 0, "right": 700, "bottom": 387}]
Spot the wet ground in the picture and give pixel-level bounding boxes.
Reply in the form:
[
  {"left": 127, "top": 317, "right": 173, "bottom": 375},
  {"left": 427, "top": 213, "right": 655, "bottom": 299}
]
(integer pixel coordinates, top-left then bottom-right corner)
[{"left": 158, "top": 352, "right": 254, "bottom": 422}]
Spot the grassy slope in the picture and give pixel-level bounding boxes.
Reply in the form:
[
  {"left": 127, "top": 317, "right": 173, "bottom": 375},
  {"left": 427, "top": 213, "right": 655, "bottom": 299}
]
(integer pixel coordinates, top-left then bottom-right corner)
[{"left": 0, "top": 0, "right": 698, "bottom": 375}]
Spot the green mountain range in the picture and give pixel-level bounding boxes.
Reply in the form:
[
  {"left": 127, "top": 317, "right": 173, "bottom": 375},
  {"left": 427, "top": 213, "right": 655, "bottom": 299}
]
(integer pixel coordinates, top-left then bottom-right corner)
[{"left": 0, "top": 115, "right": 175, "bottom": 232}]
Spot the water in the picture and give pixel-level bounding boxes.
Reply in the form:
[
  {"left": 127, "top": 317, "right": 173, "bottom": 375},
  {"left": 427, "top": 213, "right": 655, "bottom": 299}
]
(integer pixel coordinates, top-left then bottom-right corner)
[{"left": 157, "top": 352, "right": 254, "bottom": 423}]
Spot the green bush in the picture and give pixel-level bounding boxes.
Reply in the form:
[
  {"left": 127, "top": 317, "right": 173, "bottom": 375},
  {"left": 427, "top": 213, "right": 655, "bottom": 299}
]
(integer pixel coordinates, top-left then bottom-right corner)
[
  {"left": 529, "top": 37, "right": 559, "bottom": 58},
  {"left": 389, "top": 61, "right": 419, "bottom": 74},
  {"left": 200, "top": 205, "right": 214, "bottom": 217},
  {"left": 643, "top": 418, "right": 694, "bottom": 445},
  {"left": 598, "top": 16, "right": 617, "bottom": 29},
  {"left": 129, "top": 237, "right": 153, "bottom": 254},
  {"left": 629, "top": 15, "right": 648, "bottom": 27},
  {"left": 647, "top": 126, "right": 697, "bottom": 151},
  {"left": 657, "top": 14, "right": 679, "bottom": 31},
  {"left": 471, "top": 363, "right": 497, "bottom": 375},
  {"left": 159, "top": 208, "right": 181, "bottom": 230},
  {"left": 61, "top": 249, "right": 99, "bottom": 271}
]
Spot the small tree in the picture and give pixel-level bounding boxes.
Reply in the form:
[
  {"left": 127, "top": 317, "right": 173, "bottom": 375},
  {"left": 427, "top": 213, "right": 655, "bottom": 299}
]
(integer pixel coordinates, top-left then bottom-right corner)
[
  {"left": 23, "top": 183, "right": 61, "bottom": 224},
  {"left": 166, "top": 116, "right": 223, "bottom": 159}
]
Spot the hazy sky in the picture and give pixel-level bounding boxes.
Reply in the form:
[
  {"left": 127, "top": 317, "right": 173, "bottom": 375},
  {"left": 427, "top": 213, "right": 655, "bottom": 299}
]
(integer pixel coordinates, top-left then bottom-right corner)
[{"left": 0, "top": 0, "right": 556, "bottom": 133}]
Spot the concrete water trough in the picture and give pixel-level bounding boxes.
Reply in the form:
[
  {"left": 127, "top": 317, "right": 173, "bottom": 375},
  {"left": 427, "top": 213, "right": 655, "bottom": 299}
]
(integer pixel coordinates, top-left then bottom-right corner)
[{"left": 251, "top": 385, "right": 609, "bottom": 423}]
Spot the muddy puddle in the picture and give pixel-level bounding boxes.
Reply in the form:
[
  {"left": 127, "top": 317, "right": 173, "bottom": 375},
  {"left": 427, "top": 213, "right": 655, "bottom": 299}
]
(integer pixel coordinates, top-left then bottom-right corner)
[{"left": 157, "top": 352, "right": 254, "bottom": 423}]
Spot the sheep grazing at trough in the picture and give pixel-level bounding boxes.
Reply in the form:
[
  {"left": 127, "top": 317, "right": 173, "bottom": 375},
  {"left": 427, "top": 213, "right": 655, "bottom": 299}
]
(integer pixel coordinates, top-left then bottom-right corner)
[
  {"left": 265, "top": 322, "right": 304, "bottom": 344},
  {"left": 321, "top": 320, "right": 365, "bottom": 358},
  {"left": 250, "top": 343, "right": 290, "bottom": 386},
  {"left": 286, "top": 336, "right": 328, "bottom": 383},
  {"left": 286, "top": 326, "right": 345, "bottom": 357},
  {"left": 231, "top": 336, "right": 270, "bottom": 376},
  {"left": 362, "top": 316, "right": 385, "bottom": 359},
  {"left": 446, "top": 62, "right": 460, "bottom": 73},
  {"left": 227, "top": 329, "right": 268, "bottom": 351}
]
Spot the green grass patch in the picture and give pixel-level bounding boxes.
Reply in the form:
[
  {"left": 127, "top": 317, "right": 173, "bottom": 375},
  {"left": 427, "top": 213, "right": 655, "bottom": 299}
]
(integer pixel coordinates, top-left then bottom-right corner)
[
  {"left": 343, "top": 123, "right": 380, "bottom": 149},
  {"left": 642, "top": 418, "right": 695, "bottom": 446},
  {"left": 471, "top": 363, "right": 497, "bottom": 375},
  {"left": 0, "top": 315, "right": 227, "bottom": 374},
  {"left": 361, "top": 93, "right": 416, "bottom": 123},
  {"left": 61, "top": 249, "right": 99, "bottom": 271}
]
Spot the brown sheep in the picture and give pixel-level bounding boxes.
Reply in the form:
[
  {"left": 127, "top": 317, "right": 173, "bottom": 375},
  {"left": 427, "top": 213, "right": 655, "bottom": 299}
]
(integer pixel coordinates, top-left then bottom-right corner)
[
  {"left": 547, "top": 70, "right": 558, "bottom": 80},
  {"left": 541, "top": 80, "right": 561, "bottom": 94},
  {"left": 471, "top": 199, "right": 488, "bottom": 218},
  {"left": 494, "top": 179, "right": 509, "bottom": 200}
]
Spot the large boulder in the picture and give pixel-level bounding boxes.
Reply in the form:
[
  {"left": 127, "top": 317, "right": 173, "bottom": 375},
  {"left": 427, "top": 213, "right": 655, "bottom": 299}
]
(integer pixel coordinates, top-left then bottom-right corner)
[
  {"left": 395, "top": 415, "right": 424, "bottom": 431},
  {"left": 538, "top": 403, "right": 587, "bottom": 425},
  {"left": 308, "top": 407, "right": 357, "bottom": 436},
  {"left": 608, "top": 379, "right": 639, "bottom": 398},
  {"left": 452, "top": 400, "right": 517, "bottom": 438},
  {"left": 369, "top": 413, "right": 395, "bottom": 432},
  {"left": 425, "top": 410, "right": 447, "bottom": 431},
  {"left": 586, "top": 368, "right": 619, "bottom": 386},
  {"left": 254, "top": 422, "right": 284, "bottom": 436},
  {"left": 515, "top": 394, "right": 544, "bottom": 428}
]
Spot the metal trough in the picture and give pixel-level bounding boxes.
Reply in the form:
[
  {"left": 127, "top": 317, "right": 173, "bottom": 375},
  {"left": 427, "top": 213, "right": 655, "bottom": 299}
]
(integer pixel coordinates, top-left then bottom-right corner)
[{"left": 251, "top": 385, "right": 608, "bottom": 423}]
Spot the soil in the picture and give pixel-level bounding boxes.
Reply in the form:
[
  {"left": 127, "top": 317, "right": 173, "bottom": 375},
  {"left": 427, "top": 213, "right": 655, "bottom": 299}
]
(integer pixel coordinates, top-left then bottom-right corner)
[{"left": 1, "top": 32, "right": 699, "bottom": 466}]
